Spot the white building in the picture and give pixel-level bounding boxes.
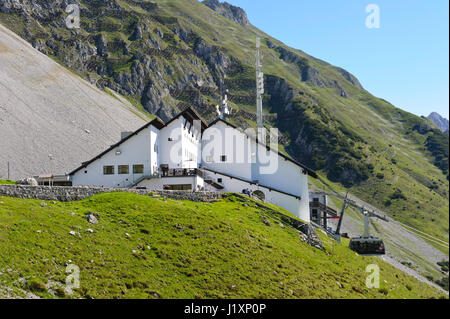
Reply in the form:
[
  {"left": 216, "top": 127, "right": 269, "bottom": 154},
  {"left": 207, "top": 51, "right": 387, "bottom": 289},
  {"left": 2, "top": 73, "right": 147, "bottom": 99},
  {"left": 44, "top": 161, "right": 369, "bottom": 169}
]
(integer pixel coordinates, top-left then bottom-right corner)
[{"left": 69, "top": 107, "right": 317, "bottom": 222}]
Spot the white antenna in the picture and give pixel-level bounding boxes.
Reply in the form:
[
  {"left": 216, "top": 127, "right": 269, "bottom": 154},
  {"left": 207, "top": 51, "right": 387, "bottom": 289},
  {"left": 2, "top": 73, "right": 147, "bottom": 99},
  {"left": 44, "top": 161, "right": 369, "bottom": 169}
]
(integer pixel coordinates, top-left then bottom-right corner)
[
  {"left": 255, "top": 37, "right": 264, "bottom": 130},
  {"left": 218, "top": 89, "right": 231, "bottom": 120}
]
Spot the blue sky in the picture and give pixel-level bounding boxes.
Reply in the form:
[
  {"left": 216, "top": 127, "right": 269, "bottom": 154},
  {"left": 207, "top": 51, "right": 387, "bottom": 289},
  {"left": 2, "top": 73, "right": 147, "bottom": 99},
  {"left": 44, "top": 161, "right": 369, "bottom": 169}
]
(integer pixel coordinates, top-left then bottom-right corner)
[{"left": 222, "top": 0, "right": 449, "bottom": 119}]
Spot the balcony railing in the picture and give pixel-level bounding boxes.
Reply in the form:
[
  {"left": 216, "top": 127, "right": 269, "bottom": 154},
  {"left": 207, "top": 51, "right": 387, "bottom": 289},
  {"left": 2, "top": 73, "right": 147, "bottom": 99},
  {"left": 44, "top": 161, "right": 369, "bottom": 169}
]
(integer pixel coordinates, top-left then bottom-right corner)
[
  {"left": 160, "top": 168, "right": 204, "bottom": 178},
  {"left": 309, "top": 201, "right": 338, "bottom": 216}
]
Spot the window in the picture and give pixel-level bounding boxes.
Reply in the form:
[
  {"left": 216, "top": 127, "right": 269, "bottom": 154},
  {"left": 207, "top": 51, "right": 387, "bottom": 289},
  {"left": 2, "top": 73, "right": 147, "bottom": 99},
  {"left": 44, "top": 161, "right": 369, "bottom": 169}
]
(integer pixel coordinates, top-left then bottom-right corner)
[
  {"left": 218, "top": 178, "right": 223, "bottom": 183},
  {"left": 154, "top": 144, "right": 158, "bottom": 153},
  {"left": 220, "top": 155, "right": 227, "bottom": 162},
  {"left": 163, "top": 184, "right": 192, "bottom": 191},
  {"left": 103, "top": 166, "right": 114, "bottom": 175},
  {"left": 313, "top": 198, "right": 319, "bottom": 202},
  {"left": 312, "top": 209, "right": 319, "bottom": 219},
  {"left": 133, "top": 164, "right": 144, "bottom": 174},
  {"left": 118, "top": 165, "right": 129, "bottom": 175},
  {"left": 206, "top": 156, "right": 213, "bottom": 163}
]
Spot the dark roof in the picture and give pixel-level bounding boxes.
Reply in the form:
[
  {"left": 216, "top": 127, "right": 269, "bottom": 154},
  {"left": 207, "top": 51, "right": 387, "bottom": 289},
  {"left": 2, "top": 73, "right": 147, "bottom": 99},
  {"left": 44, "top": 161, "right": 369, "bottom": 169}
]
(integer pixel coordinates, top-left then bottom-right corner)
[
  {"left": 69, "top": 117, "right": 165, "bottom": 176},
  {"left": 201, "top": 167, "right": 302, "bottom": 200},
  {"left": 165, "top": 106, "right": 209, "bottom": 131},
  {"left": 208, "top": 118, "right": 317, "bottom": 178}
]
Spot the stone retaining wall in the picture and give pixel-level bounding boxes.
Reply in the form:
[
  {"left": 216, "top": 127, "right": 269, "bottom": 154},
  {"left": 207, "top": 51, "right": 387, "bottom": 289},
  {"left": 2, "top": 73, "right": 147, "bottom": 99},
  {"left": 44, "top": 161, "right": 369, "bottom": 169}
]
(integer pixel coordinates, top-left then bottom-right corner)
[{"left": 0, "top": 185, "right": 223, "bottom": 202}]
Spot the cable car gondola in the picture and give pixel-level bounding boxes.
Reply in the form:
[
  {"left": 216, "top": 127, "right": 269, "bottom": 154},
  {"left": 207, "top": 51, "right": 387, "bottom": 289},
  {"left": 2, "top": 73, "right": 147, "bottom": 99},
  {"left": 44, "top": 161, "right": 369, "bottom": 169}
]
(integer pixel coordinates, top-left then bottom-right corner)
[
  {"left": 314, "top": 189, "right": 387, "bottom": 256},
  {"left": 349, "top": 211, "right": 385, "bottom": 255},
  {"left": 349, "top": 236, "right": 385, "bottom": 255}
]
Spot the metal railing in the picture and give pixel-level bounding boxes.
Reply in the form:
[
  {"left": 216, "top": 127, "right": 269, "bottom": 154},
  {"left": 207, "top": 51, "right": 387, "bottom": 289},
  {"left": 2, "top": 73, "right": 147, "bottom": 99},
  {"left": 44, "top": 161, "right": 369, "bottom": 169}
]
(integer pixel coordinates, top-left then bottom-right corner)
[{"left": 160, "top": 168, "right": 204, "bottom": 178}]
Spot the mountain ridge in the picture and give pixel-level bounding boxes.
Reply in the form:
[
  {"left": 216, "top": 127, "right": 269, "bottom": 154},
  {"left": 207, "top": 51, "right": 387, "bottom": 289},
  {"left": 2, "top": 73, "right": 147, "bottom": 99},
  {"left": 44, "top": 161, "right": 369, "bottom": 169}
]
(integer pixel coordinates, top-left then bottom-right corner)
[
  {"left": 202, "top": 0, "right": 250, "bottom": 26},
  {"left": 428, "top": 112, "right": 449, "bottom": 133},
  {"left": 0, "top": 0, "right": 448, "bottom": 246}
]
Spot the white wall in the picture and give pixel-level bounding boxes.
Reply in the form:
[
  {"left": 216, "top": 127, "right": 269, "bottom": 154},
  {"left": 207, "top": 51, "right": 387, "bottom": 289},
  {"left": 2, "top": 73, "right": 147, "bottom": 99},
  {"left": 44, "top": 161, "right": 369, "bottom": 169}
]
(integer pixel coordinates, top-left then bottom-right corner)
[
  {"left": 202, "top": 121, "right": 253, "bottom": 181},
  {"left": 202, "top": 121, "right": 311, "bottom": 220},
  {"left": 137, "top": 176, "right": 203, "bottom": 191},
  {"left": 159, "top": 118, "right": 182, "bottom": 169},
  {"left": 71, "top": 126, "right": 156, "bottom": 188},
  {"left": 181, "top": 117, "right": 201, "bottom": 169},
  {"left": 159, "top": 116, "right": 202, "bottom": 170},
  {"left": 203, "top": 169, "right": 310, "bottom": 222},
  {"left": 150, "top": 125, "right": 160, "bottom": 175}
]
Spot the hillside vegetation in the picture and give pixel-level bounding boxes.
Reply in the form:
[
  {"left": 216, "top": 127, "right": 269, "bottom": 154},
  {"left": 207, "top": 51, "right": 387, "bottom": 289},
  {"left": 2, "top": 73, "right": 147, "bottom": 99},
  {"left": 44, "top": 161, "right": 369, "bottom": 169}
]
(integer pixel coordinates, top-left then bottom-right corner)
[
  {"left": 0, "top": 192, "right": 445, "bottom": 299},
  {"left": 0, "top": 180, "right": 16, "bottom": 185},
  {"left": 0, "top": 0, "right": 447, "bottom": 246}
]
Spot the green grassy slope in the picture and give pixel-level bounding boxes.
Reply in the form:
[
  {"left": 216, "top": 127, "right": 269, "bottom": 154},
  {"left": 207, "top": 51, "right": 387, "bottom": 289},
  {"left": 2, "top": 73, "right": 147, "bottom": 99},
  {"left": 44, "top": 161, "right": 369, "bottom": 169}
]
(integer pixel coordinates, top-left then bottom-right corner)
[
  {"left": 0, "top": 180, "right": 16, "bottom": 185},
  {"left": 0, "top": 193, "right": 445, "bottom": 299},
  {"left": 0, "top": 0, "right": 447, "bottom": 247},
  {"left": 159, "top": 0, "right": 449, "bottom": 245}
]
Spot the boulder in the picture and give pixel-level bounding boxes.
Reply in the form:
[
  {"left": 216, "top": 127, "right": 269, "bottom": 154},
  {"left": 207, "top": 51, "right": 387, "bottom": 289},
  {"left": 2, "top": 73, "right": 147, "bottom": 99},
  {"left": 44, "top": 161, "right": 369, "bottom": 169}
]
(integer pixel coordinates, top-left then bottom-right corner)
[
  {"left": 20, "top": 177, "right": 38, "bottom": 186},
  {"left": 85, "top": 212, "right": 99, "bottom": 224}
]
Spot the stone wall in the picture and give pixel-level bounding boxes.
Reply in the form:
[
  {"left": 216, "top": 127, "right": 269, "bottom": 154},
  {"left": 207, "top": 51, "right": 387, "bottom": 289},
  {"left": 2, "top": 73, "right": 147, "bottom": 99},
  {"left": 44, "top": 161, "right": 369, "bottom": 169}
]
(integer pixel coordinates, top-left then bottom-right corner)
[{"left": 0, "top": 185, "right": 223, "bottom": 202}]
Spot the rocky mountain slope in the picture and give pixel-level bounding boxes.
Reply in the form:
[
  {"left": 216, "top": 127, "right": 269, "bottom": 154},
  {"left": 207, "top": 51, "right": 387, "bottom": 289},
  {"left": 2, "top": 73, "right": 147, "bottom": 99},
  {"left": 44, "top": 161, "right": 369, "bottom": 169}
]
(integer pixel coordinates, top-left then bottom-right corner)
[
  {"left": 203, "top": 0, "right": 249, "bottom": 26},
  {"left": 428, "top": 112, "right": 449, "bottom": 133},
  {"left": 0, "top": 0, "right": 448, "bottom": 247},
  {"left": 0, "top": 22, "right": 147, "bottom": 180}
]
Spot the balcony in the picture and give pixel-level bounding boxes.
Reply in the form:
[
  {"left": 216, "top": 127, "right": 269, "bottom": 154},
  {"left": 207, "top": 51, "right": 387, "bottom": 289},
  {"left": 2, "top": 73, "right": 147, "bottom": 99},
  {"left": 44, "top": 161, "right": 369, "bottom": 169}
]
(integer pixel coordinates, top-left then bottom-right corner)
[
  {"left": 160, "top": 168, "right": 204, "bottom": 178},
  {"left": 309, "top": 201, "right": 338, "bottom": 217}
]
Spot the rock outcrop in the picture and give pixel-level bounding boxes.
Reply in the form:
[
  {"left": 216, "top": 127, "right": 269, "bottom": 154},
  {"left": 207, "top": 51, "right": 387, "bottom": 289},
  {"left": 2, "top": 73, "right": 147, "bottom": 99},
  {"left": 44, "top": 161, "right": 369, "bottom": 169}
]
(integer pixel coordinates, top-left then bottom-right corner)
[
  {"left": 202, "top": 0, "right": 250, "bottom": 26},
  {"left": 428, "top": 112, "right": 449, "bottom": 133}
]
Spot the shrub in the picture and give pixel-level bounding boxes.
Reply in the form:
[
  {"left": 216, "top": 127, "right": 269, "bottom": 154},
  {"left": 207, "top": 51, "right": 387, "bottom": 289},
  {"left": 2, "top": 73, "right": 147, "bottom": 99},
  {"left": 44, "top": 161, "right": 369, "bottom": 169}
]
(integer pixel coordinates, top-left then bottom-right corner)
[
  {"left": 390, "top": 189, "right": 407, "bottom": 201},
  {"left": 435, "top": 276, "right": 449, "bottom": 291},
  {"left": 378, "top": 288, "right": 389, "bottom": 295},
  {"left": 28, "top": 278, "right": 47, "bottom": 292}
]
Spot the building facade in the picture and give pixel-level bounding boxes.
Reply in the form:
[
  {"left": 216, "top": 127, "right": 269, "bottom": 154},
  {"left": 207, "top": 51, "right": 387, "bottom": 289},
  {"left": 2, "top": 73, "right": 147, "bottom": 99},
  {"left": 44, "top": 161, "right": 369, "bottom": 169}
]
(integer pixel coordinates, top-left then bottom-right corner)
[
  {"left": 309, "top": 192, "right": 338, "bottom": 229},
  {"left": 69, "top": 107, "right": 316, "bottom": 222}
]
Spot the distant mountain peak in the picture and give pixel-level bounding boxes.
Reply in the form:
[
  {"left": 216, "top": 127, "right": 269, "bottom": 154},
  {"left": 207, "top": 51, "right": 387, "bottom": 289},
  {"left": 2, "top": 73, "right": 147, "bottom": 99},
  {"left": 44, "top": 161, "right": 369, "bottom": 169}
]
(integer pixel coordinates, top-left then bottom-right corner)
[
  {"left": 428, "top": 112, "right": 449, "bottom": 133},
  {"left": 202, "top": 0, "right": 250, "bottom": 26}
]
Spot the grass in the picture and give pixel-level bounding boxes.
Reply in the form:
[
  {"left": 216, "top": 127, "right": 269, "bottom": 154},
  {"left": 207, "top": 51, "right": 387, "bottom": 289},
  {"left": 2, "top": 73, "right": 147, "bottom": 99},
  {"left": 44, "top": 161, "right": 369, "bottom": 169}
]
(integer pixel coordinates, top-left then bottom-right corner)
[
  {"left": 0, "top": 192, "right": 445, "bottom": 299},
  {"left": 0, "top": 180, "right": 16, "bottom": 185},
  {"left": 0, "top": 0, "right": 447, "bottom": 260}
]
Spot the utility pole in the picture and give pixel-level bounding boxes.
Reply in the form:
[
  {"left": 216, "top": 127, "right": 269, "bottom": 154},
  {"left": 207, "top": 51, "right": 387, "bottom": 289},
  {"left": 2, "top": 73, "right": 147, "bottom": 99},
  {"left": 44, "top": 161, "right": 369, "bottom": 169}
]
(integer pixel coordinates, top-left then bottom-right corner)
[{"left": 7, "top": 161, "right": 10, "bottom": 180}]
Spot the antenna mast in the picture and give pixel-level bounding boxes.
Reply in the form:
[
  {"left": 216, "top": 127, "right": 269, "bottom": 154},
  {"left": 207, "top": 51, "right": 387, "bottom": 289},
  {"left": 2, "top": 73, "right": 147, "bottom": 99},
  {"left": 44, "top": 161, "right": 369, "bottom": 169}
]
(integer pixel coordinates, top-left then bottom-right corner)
[
  {"left": 255, "top": 38, "right": 264, "bottom": 130},
  {"left": 217, "top": 89, "right": 230, "bottom": 120}
]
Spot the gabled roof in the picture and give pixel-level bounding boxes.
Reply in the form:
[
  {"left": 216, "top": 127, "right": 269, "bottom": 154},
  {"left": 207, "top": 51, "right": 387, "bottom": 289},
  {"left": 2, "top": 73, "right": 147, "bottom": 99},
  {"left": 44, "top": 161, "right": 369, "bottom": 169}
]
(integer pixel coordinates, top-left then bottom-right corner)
[
  {"left": 69, "top": 107, "right": 208, "bottom": 176},
  {"left": 69, "top": 117, "right": 165, "bottom": 176},
  {"left": 165, "top": 106, "right": 209, "bottom": 132},
  {"left": 208, "top": 118, "right": 317, "bottom": 178}
]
